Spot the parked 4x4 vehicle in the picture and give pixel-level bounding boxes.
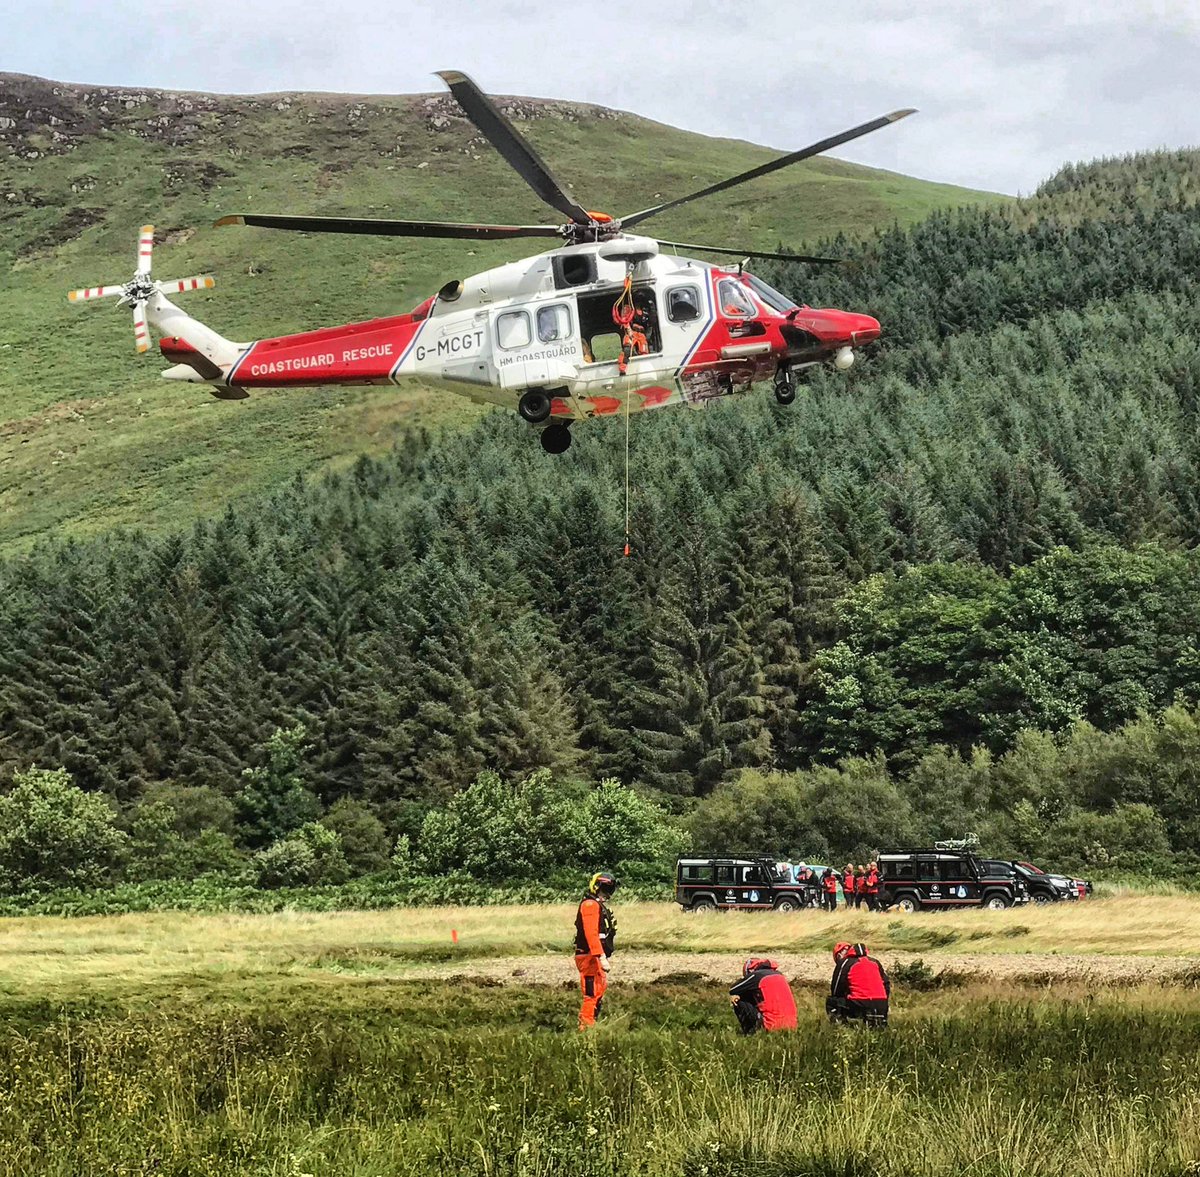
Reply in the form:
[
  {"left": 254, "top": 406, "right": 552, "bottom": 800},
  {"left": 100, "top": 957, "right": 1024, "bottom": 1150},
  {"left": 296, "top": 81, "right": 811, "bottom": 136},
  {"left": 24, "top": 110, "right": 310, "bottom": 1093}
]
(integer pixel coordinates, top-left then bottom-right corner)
[
  {"left": 675, "top": 857, "right": 814, "bottom": 911},
  {"left": 878, "top": 849, "right": 1030, "bottom": 912},
  {"left": 1008, "top": 860, "right": 1089, "bottom": 903}
]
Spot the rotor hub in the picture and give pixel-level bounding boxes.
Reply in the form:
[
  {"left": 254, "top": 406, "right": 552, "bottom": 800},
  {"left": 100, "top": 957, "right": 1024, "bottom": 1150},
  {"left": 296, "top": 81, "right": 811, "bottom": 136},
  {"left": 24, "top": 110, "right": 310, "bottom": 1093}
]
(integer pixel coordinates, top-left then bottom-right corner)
[
  {"left": 121, "top": 275, "right": 155, "bottom": 306},
  {"left": 562, "top": 218, "right": 623, "bottom": 245}
]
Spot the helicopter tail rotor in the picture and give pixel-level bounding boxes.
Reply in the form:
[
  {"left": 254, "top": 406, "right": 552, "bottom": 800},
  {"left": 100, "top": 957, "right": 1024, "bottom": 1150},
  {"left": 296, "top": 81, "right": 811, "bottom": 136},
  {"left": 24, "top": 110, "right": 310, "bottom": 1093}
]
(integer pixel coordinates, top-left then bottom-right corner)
[{"left": 67, "top": 225, "right": 216, "bottom": 354}]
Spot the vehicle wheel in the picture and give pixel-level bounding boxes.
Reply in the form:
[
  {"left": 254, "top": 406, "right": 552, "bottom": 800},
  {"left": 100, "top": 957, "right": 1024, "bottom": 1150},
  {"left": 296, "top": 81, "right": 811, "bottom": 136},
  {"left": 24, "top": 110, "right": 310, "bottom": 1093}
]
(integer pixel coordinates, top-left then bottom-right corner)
[
  {"left": 519, "top": 389, "right": 552, "bottom": 423},
  {"left": 539, "top": 423, "right": 571, "bottom": 454},
  {"left": 1033, "top": 893, "right": 1052, "bottom": 905},
  {"left": 895, "top": 895, "right": 920, "bottom": 913},
  {"left": 690, "top": 898, "right": 717, "bottom": 913},
  {"left": 984, "top": 894, "right": 1011, "bottom": 911},
  {"left": 773, "top": 378, "right": 796, "bottom": 405},
  {"left": 773, "top": 896, "right": 800, "bottom": 912}
]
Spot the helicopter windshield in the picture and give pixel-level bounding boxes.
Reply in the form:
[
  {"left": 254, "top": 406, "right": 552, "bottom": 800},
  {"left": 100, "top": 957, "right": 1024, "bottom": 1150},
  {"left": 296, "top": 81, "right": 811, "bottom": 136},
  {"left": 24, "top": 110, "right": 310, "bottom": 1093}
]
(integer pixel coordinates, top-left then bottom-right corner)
[{"left": 744, "top": 273, "right": 799, "bottom": 314}]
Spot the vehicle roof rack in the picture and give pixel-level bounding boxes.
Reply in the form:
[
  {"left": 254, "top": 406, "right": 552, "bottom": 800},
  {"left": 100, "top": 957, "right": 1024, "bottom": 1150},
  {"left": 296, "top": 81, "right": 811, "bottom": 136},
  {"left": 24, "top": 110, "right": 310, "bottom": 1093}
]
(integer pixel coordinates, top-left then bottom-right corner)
[{"left": 933, "top": 834, "right": 980, "bottom": 852}]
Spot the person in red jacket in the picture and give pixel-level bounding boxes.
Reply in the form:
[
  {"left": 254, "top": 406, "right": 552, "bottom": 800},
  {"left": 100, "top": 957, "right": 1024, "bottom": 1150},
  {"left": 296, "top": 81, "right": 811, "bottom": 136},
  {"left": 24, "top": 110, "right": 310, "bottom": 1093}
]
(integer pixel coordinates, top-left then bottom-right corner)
[
  {"left": 729, "top": 957, "right": 798, "bottom": 1034},
  {"left": 862, "top": 862, "right": 881, "bottom": 911},
  {"left": 574, "top": 871, "right": 618, "bottom": 1030},
  {"left": 826, "top": 942, "right": 890, "bottom": 1027},
  {"left": 822, "top": 868, "right": 839, "bottom": 912},
  {"left": 841, "top": 863, "right": 856, "bottom": 908}
]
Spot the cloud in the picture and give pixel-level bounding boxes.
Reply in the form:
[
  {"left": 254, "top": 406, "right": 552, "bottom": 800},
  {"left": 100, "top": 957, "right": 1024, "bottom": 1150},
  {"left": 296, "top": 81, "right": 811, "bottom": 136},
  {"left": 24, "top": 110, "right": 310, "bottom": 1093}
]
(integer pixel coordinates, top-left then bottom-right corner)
[{"left": 14, "top": 0, "right": 1200, "bottom": 194}]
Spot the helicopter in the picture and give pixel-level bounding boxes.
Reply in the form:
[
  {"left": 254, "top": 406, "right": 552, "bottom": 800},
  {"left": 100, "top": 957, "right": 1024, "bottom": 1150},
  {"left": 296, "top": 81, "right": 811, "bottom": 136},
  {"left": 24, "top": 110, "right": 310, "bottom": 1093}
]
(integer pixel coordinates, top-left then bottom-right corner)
[{"left": 68, "top": 71, "right": 914, "bottom": 454}]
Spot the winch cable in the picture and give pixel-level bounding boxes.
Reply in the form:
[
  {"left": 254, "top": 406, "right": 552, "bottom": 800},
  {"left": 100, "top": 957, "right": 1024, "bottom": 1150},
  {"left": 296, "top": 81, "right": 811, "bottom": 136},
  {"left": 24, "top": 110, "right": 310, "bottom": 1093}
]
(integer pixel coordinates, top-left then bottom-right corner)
[
  {"left": 623, "top": 379, "right": 631, "bottom": 557},
  {"left": 611, "top": 265, "right": 640, "bottom": 557}
]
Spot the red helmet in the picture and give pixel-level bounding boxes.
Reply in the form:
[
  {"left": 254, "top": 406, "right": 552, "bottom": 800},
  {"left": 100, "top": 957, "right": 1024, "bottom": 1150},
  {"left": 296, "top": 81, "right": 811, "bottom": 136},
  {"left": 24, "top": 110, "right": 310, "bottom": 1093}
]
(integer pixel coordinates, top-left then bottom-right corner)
[
  {"left": 833, "top": 942, "right": 866, "bottom": 961},
  {"left": 742, "top": 957, "right": 778, "bottom": 977}
]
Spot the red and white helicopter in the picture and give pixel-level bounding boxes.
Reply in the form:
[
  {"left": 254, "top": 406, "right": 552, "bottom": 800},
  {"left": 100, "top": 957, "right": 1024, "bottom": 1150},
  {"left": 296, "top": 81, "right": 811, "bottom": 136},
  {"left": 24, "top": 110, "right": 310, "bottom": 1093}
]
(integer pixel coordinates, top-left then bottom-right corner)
[{"left": 69, "top": 71, "right": 913, "bottom": 454}]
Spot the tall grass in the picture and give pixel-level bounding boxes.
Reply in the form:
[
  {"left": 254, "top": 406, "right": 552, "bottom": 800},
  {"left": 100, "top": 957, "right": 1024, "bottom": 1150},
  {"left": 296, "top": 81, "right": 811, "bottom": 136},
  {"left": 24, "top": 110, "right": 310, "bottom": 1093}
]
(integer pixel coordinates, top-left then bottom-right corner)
[{"left": 0, "top": 984, "right": 1197, "bottom": 1176}]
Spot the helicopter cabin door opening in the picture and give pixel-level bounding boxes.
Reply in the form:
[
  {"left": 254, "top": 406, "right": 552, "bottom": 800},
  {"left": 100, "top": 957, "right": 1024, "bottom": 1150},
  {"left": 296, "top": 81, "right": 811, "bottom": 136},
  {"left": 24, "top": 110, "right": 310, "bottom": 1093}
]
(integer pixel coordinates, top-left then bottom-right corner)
[{"left": 576, "top": 284, "right": 661, "bottom": 367}]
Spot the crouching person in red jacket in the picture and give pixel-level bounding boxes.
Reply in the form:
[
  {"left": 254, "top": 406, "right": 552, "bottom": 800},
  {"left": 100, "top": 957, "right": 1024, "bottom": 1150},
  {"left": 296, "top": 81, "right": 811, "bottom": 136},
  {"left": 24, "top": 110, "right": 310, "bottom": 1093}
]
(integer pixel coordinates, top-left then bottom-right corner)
[
  {"left": 729, "top": 958, "right": 798, "bottom": 1034},
  {"left": 826, "top": 942, "right": 890, "bottom": 1027}
]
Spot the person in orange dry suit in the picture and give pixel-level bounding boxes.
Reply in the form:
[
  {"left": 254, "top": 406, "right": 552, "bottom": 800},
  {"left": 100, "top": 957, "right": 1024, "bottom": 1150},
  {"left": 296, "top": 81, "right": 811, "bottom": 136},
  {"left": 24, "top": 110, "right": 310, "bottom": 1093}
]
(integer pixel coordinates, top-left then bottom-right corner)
[{"left": 575, "top": 871, "right": 618, "bottom": 1029}]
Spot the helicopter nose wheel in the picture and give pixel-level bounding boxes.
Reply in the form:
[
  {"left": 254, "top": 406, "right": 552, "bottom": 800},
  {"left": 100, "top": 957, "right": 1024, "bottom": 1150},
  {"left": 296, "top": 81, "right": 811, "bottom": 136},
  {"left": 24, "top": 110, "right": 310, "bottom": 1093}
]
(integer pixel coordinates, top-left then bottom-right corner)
[
  {"left": 773, "top": 371, "right": 797, "bottom": 405},
  {"left": 519, "top": 389, "right": 552, "bottom": 423},
  {"left": 540, "top": 422, "right": 572, "bottom": 454}
]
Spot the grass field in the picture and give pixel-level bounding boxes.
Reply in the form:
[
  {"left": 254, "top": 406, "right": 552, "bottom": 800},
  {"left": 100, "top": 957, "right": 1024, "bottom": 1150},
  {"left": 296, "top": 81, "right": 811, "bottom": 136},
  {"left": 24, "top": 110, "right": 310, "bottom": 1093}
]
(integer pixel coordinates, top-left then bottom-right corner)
[
  {"left": 0, "top": 74, "right": 1004, "bottom": 550},
  {"left": 1, "top": 897, "right": 1199, "bottom": 1174},
  {"left": 2, "top": 894, "right": 1198, "bottom": 1008}
]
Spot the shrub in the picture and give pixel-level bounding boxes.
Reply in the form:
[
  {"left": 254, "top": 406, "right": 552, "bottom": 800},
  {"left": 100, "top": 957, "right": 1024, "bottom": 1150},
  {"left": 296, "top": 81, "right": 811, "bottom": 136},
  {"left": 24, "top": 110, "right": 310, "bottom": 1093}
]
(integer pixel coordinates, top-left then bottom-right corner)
[
  {"left": 141, "top": 782, "right": 237, "bottom": 837},
  {"left": 254, "top": 838, "right": 317, "bottom": 890},
  {"left": 417, "top": 769, "right": 569, "bottom": 881},
  {"left": 123, "top": 801, "right": 184, "bottom": 883},
  {"left": 320, "top": 798, "right": 391, "bottom": 875},
  {"left": 0, "top": 767, "right": 127, "bottom": 892},
  {"left": 563, "top": 778, "right": 686, "bottom": 869},
  {"left": 255, "top": 822, "right": 348, "bottom": 889}
]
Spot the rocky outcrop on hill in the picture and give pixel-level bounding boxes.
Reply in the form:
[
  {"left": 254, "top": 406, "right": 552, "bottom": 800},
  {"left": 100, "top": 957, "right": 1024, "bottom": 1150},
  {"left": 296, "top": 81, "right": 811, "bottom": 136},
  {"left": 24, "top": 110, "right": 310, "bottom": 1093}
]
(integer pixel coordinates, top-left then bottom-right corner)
[{"left": 0, "top": 73, "right": 624, "bottom": 162}]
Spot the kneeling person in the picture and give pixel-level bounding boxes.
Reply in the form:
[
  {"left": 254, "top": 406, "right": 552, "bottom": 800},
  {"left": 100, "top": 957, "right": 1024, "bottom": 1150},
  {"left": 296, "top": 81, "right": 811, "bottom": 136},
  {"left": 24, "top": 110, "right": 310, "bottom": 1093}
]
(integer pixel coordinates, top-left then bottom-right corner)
[
  {"left": 729, "top": 957, "right": 798, "bottom": 1034},
  {"left": 827, "top": 942, "right": 890, "bottom": 1027}
]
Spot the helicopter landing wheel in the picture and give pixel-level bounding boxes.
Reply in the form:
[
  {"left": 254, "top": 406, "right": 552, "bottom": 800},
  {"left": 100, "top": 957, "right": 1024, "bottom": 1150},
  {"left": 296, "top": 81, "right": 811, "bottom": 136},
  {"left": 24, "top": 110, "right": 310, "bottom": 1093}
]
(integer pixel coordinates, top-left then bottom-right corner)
[
  {"left": 519, "top": 389, "right": 552, "bottom": 424},
  {"left": 774, "top": 376, "right": 797, "bottom": 405},
  {"left": 540, "top": 422, "right": 572, "bottom": 454}
]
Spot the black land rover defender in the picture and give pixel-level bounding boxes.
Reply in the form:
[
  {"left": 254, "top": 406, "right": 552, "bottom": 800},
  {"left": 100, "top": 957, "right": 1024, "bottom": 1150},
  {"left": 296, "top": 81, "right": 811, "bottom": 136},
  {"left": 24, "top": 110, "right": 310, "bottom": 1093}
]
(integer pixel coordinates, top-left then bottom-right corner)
[
  {"left": 675, "top": 857, "right": 815, "bottom": 911},
  {"left": 878, "top": 849, "right": 1029, "bottom": 912}
]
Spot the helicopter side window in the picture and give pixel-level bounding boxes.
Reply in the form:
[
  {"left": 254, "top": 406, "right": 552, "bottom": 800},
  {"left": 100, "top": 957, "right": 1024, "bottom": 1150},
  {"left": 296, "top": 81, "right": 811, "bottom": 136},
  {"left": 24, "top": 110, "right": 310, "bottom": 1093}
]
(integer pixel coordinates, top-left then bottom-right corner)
[
  {"left": 537, "top": 304, "right": 572, "bottom": 343},
  {"left": 497, "top": 310, "right": 532, "bottom": 350},
  {"left": 666, "top": 285, "right": 702, "bottom": 323},
  {"left": 717, "top": 279, "right": 755, "bottom": 319}
]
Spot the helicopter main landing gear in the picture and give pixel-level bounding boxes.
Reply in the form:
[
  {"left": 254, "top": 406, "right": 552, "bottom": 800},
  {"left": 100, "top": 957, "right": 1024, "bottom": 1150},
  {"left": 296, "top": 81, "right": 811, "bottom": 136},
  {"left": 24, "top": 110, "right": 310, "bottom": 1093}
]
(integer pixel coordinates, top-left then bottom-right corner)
[
  {"left": 519, "top": 389, "right": 552, "bottom": 423},
  {"left": 540, "top": 422, "right": 572, "bottom": 454},
  {"left": 773, "top": 370, "right": 797, "bottom": 405}
]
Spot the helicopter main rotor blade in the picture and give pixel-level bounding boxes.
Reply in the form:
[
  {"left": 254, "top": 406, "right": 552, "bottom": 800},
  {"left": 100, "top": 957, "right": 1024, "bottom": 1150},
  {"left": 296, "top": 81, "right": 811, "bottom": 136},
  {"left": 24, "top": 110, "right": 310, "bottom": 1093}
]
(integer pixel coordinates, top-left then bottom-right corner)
[
  {"left": 660, "top": 240, "right": 841, "bottom": 264},
  {"left": 214, "top": 213, "right": 562, "bottom": 241},
  {"left": 621, "top": 109, "right": 917, "bottom": 229},
  {"left": 436, "top": 69, "right": 593, "bottom": 227}
]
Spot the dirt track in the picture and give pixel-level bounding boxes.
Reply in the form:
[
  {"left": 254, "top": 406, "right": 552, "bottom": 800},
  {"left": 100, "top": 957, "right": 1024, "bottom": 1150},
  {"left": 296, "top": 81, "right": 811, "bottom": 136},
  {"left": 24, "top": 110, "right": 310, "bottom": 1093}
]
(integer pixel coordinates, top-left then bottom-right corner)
[{"left": 419, "top": 950, "right": 1200, "bottom": 987}]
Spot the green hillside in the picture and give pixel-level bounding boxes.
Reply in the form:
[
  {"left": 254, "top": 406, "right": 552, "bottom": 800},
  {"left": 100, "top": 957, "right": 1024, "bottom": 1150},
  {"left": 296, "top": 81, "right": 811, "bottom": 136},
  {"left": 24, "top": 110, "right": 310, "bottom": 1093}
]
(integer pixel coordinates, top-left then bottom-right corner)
[{"left": 0, "top": 73, "right": 1002, "bottom": 550}]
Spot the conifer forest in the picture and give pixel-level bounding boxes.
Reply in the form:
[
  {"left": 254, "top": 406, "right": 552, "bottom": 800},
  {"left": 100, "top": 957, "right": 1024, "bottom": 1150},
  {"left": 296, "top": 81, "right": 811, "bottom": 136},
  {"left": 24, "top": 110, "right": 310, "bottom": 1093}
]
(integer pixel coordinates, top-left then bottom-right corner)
[{"left": 5, "top": 148, "right": 1200, "bottom": 897}]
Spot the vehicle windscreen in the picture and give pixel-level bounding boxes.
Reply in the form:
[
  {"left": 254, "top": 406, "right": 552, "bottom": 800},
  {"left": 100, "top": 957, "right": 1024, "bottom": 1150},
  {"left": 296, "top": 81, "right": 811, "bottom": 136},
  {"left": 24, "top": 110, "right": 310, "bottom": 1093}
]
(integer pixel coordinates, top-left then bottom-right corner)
[{"left": 744, "top": 273, "right": 799, "bottom": 314}]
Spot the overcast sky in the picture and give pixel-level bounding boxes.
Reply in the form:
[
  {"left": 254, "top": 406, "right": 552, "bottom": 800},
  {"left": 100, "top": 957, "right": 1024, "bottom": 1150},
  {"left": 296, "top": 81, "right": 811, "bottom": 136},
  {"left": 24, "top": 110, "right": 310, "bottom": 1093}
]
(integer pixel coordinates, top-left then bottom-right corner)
[{"left": 8, "top": 0, "right": 1199, "bottom": 194}]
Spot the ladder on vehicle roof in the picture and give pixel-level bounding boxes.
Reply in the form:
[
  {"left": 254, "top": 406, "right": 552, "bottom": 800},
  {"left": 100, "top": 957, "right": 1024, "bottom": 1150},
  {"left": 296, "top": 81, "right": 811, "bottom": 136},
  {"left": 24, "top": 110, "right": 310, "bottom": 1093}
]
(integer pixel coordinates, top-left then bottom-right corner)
[{"left": 933, "top": 834, "right": 981, "bottom": 852}]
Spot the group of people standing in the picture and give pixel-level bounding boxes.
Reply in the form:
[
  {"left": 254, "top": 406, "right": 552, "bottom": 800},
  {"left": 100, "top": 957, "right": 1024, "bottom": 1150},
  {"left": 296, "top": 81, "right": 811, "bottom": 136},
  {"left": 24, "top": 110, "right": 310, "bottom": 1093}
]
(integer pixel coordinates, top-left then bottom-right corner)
[
  {"left": 794, "top": 862, "right": 883, "bottom": 910},
  {"left": 840, "top": 861, "right": 882, "bottom": 911}
]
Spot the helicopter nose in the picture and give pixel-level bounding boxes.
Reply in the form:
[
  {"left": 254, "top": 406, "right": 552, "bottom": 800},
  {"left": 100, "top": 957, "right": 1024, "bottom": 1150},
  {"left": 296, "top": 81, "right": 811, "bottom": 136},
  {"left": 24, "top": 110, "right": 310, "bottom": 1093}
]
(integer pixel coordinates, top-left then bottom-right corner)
[{"left": 846, "top": 313, "right": 881, "bottom": 344}]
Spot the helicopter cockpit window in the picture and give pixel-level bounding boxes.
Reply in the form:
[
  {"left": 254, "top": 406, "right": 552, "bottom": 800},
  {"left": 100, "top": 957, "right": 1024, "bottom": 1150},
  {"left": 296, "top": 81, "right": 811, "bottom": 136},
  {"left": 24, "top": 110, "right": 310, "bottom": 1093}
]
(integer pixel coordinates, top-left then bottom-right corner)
[
  {"left": 717, "top": 279, "right": 756, "bottom": 318},
  {"left": 667, "top": 285, "right": 702, "bottom": 323},
  {"left": 744, "top": 273, "right": 799, "bottom": 314},
  {"left": 537, "top": 304, "right": 572, "bottom": 343},
  {"left": 497, "top": 310, "right": 532, "bottom": 350}
]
